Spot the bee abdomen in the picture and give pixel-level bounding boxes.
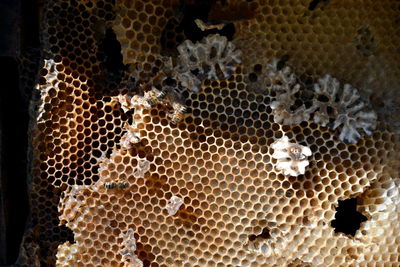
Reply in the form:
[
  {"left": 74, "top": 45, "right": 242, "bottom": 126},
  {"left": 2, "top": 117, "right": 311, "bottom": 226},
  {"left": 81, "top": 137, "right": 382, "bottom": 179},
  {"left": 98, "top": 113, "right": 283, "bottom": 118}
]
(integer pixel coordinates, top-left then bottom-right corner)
[
  {"left": 104, "top": 182, "right": 129, "bottom": 189},
  {"left": 148, "top": 90, "right": 167, "bottom": 105},
  {"left": 170, "top": 106, "right": 187, "bottom": 125}
]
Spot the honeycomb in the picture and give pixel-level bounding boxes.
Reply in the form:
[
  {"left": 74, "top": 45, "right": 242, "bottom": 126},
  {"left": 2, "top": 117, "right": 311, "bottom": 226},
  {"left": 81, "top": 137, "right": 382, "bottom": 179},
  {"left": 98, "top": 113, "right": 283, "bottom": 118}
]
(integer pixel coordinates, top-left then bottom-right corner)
[{"left": 16, "top": 0, "right": 400, "bottom": 266}]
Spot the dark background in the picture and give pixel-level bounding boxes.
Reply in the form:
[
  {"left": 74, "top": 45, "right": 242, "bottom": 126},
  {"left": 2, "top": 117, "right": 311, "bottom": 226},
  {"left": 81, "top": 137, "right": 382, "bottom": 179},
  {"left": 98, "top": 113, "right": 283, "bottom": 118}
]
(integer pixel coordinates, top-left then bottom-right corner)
[{"left": 0, "top": 0, "right": 40, "bottom": 264}]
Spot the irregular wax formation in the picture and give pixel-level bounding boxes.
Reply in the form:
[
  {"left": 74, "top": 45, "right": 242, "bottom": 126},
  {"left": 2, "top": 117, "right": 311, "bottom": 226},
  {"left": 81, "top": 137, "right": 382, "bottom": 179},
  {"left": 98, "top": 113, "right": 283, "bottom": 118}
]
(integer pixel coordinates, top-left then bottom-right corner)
[
  {"left": 268, "top": 59, "right": 314, "bottom": 125},
  {"left": 268, "top": 60, "right": 377, "bottom": 143},
  {"left": 270, "top": 84, "right": 314, "bottom": 125},
  {"left": 58, "top": 185, "right": 90, "bottom": 225},
  {"left": 36, "top": 59, "right": 60, "bottom": 121},
  {"left": 133, "top": 159, "right": 151, "bottom": 178},
  {"left": 265, "top": 58, "right": 297, "bottom": 92},
  {"left": 331, "top": 84, "right": 377, "bottom": 144},
  {"left": 110, "top": 95, "right": 147, "bottom": 150},
  {"left": 271, "top": 135, "right": 312, "bottom": 176},
  {"left": 246, "top": 222, "right": 316, "bottom": 259},
  {"left": 120, "top": 124, "right": 141, "bottom": 149},
  {"left": 312, "top": 75, "right": 341, "bottom": 127},
  {"left": 166, "top": 195, "right": 184, "bottom": 215},
  {"left": 194, "top": 19, "right": 225, "bottom": 31},
  {"left": 169, "top": 34, "right": 242, "bottom": 92},
  {"left": 355, "top": 175, "right": 400, "bottom": 244},
  {"left": 119, "top": 229, "right": 143, "bottom": 267},
  {"left": 55, "top": 242, "right": 78, "bottom": 266},
  {"left": 313, "top": 75, "right": 377, "bottom": 143},
  {"left": 111, "top": 94, "right": 151, "bottom": 113}
]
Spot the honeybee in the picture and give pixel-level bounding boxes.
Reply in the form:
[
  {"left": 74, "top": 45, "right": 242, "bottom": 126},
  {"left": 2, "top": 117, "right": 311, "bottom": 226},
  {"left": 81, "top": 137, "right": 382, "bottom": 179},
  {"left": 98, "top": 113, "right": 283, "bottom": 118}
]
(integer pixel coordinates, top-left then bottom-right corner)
[
  {"left": 147, "top": 88, "right": 167, "bottom": 105},
  {"left": 170, "top": 104, "right": 187, "bottom": 125},
  {"left": 104, "top": 181, "right": 129, "bottom": 189}
]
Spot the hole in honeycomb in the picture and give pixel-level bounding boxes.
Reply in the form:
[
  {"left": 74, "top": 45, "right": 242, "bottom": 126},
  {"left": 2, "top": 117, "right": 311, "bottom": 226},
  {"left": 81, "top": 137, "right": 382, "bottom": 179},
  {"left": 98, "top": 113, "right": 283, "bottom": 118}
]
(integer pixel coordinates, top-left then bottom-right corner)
[
  {"left": 276, "top": 54, "right": 290, "bottom": 71},
  {"left": 248, "top": 227, "right": 271, "bottom": 242},
  {"left": 174, "top": 0, "right": 235, "bottom": 43},
  {"left": 331, "top": 198, "right": 367, "bottom": 236},
  {"left": 98, "top": 28, "right": 127, "bottom": 75},
  {"left": 214, "top": 22, "right": 235, "bottom": 41},
  {"left": 308, "top": 0, "right": 328, "bottom": 11}
]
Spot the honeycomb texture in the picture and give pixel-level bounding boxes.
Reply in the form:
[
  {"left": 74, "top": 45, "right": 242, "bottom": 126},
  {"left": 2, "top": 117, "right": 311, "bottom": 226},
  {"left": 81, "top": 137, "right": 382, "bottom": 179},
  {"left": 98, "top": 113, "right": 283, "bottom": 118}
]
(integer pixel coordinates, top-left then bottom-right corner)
[
  {"left": 55, "top": 81, "right": 399, "bottom": 266},
  {"left": 112, "top": 0, "right": 177, "bottom": 65},
  {"left": 18, "top": 0, "right": 400, "bottom": 266}
]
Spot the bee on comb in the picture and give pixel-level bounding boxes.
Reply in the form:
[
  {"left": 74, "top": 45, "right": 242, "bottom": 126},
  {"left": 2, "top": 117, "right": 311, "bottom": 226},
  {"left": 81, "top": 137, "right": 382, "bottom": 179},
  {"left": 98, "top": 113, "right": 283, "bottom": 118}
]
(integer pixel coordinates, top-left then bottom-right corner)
[
  {"left": 147, "top": 88, "right": 167, "bottom": 105},
  {"left": 104, "top": 181, "right": 129, "bottom": 190},
  {"left": 170, "top": 104, "right": 187, "bottom": 125}
]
